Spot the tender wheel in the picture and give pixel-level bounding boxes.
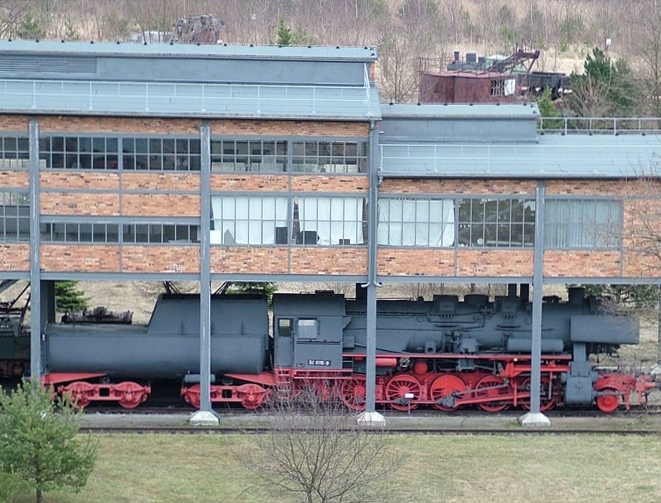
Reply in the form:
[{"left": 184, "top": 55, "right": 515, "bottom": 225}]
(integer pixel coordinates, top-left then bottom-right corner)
[
  {"left": 474, "top": 375, "right": 510, "bottom": 413},
  {"left": 115, "top": 382, "right": 148, "bottom": 409},
  {"left": 519, "top": 376, "right": 556, "bottom": 412},
  {"left": 385, "top": 375, "right": 422, "bottom": 411},
  {"left": 429, "top": 375, "right": 465, "bottom": 411},
  {"left": 596, "top": 386, "right": 620, "bottom": 413},
  {"left": 60, "top": 382, "right": 94, "bottom": 409},
  {"left": 340, "top": 376, "right": 366, "bottom": 411},
  {"left": 236, "top": 384, "right": 269, "bottom": 410}
]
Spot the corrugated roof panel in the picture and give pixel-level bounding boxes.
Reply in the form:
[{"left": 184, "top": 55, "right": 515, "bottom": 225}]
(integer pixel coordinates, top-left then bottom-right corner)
[
  {"left": 381, "top": 136, "right": 661, "bottom": 179},
  {"left": 0, "top": 78, "right": 380, "bottom": 120}
]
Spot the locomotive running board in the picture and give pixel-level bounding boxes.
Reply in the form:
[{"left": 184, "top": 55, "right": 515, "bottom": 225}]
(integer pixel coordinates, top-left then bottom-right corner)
[{"left": 41, "top": 372, "right": 107, "bottom": 385}]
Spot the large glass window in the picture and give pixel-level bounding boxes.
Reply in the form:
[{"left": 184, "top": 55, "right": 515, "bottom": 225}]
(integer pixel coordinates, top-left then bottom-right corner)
[
  {"left": 122, "top": 137, "right": 200, "bottom": 171},
  {"left": 0, "top": 192, "right": 30, "bottom": 242},
  {"left": 292, "top": 141, "right": 368, "bottom": 173},
  {"left": 211, "top": 140, "right": 287, "bottom": 172},
  {"left": 296, "top": 197, "right": 366, "bottom": 245},
  {"left": 40, "top": 223, "right": 120, "bottom": 243},
  {"left": 122, "top": 224, "right": 199, "bottom": 244},
  {"left": 378, "top": 198, "right": 455, "bottom": 247},
  {"left": 457, "top": 198, "right": 535, "bottom": 247},
  {"left": 211, "top": 196, "right": 289, "bottom": 245},
  {"left": 39, "top": 136, "right": 119, "bottom": 170},
  {"left": 0, "top": 135, "right": 29, "bottom": 167},
  {"left": 545, "top": 198, "right": 622, "bottom": 249}
]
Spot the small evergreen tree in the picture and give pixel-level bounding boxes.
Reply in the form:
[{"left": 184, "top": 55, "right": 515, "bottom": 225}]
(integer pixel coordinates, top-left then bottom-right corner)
[
  {"left": 277, "top": 19, "right": 293, "bottom": 46},
  {"left": 55, "top": 281, "right": 89, "bottom": 312},
  {"left": 0, "top": 379, "right": 98, "bottom": 503}
]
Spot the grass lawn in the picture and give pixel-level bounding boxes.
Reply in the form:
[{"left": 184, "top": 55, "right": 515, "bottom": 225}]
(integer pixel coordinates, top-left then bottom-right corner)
[{"left": 12, "top": 433, "right": 661, "bottom": 503}]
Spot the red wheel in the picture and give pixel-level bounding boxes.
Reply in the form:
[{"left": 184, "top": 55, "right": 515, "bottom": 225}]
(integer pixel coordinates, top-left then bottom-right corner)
[
  {"left": 596, "top": 387, "right": 620, "bottom": 413},
  {"left": 60, "top": 382, "right": 94, "bottom": 409},
  {"left": 113, "top": 382, "right": 148, "bottom": 409},
  {"left": 474, "top": 375, "right": 510, "bottom": 412},
  {"left": 429, "top": 375, "right": 465, "bottom": 411},
  {"left": 385, "top": 375, "right": 422, "bottom": 411},
  {"left": 518, "top": 376, "right": 556, "bottom": 412},
  {"left": 182, "top": 384, "right": 201, "bottom": 409},
  {"left": 340, "top": 376, "right": 366, "bottom": 411},
  {"left": 236, "top": 383, "right": 269, "bottom": 410}
]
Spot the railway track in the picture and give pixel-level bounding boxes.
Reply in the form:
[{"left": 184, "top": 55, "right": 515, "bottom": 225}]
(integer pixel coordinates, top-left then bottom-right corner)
[{"left": 80, "top": 425, "right": 661, "bottom": 435}]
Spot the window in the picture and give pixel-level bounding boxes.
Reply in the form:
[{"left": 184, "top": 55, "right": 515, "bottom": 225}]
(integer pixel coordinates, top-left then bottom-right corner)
[
  {"left": 39, "top": 135, "right": 119, "bottom": 170},
  {"left": 278, "top": 318, "right": 293, "bottom": 337},
  {"left": 378, "top": 198, "right": 455, "bottom": 247},
  {"left": 122, "top": 224, "right": 199, "bottom": 244},
  {"left": 40, "top": 223, "right": 119, "bottom": 243},
  {"left": 211, "top": 140, "right": 287, "bottom": 172},
  {"left": 122, "top": 137, "right": 200, "bottom": 171},
  {"left": 545, "top": 198, "right": 622, "bottom": 249},
  {"left": 211, "top": 196, "right": 288, "bottom": 245},
  {"left": 0, "top": 192, "right": 30, "bottom": 242},
  {"left": 296, "top": 197, "right": 366, "bottom": 245},
  {"left": 297, "top": 319, "right": 318, "bottom": 340},
  {"left": 457, "top": 198, "right": 535, "bottom": 248},
  {"left": 292, "top": 141, "right": 367, "bottom": 173},
  {"left": 0, "top": 135, "right": 29, "bottom": 167}
]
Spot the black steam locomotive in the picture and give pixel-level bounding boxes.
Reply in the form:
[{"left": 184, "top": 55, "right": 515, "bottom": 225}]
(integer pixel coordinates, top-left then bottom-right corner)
[{"left": 2, "top": 287, "right": 652, "bottom": 412}]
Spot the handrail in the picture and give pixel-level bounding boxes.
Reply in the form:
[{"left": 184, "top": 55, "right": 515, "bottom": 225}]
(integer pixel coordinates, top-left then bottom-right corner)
[{"left": 538, "top": 117, "right": 661, "bottom": 135}]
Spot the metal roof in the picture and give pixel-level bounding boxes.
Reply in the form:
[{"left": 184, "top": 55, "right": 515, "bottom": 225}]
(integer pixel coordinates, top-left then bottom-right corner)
[
  {"left": 0, "top": 78, "right": 382, "bottom": 120},
  {"left": 380, "top": 134, "right": 661, "bottom": 179},
  {"left": 0, "top": 40, "right": 381, "bottom": 120},
  {"left": 0, "top": 39, "right": 377, "bottom": 61},
  {"left": 381, "top": 103, "right": 539, "bottom": 118}
]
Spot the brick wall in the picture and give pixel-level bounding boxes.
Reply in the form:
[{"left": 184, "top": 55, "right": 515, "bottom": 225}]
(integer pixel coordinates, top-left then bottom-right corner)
[
  {"left": 41, "top": 172, "right": 120, "bottom": 190},
  {"left": 121, "top": 173, "right": 200, "bottom": 191},
  {"left": 41, "top": 192, "right": 120, "bottom": 216},
  {"left": 211, "top": 247, "right": 289, "bottom": 274},
  {"left": 378, "top": 249, "right": 456, "bottom": 276},
  {"left": 121, "top": 246, "right": 200, "bottom": 273},
  {"left": 211, "top": 174, "right": 289, "bottom": 192},
  {"left": 291, "top": 176, "right": 368, "bottom": 192},
  {"left": 39, "top": 116, "right": 200, "bottom": 135},
  {"left": 41, "top": 245, "right": 120, "bottom": 272},
  {"left": 380, "top": 179, "right": 537, "bottom": 195},
  {"left": 0, "top": 171, "right": 29, "bottom": 188},
  {"left": 290, "top": 248, "right": 368, "bottom": 275},
  {"left": 544, "top": 251, "right": 622, "bottom": 277},
  {"left": 0, "top": 116, "right": 29, "bottom": 131},
  {"left": 0, "top": 245, "right": 29, "bottom": 272},
  {"left": 209, "top": 120, "right": 369, "bottom": 137},
  {"left": 122, "top": 194, "right": 200, "bottom": 217}
]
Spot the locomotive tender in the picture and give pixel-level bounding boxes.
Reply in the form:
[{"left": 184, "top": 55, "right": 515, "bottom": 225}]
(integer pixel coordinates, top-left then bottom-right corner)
[{"left": 10, "top": 287, "right": 653, "bottom": 412}]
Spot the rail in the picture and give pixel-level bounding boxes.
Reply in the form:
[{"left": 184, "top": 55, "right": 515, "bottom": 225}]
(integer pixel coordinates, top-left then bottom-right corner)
[{"left": 538, "top": 117, "right": 661, "bottom": 135}]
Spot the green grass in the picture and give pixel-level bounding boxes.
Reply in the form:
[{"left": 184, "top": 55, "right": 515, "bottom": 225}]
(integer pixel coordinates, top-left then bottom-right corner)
[{"left": 12, "top": 433, "right": 661, "bottom": 503}]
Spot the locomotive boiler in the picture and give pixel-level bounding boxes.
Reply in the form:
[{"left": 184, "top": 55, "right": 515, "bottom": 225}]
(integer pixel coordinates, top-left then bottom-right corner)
[{"left": 29, "top": 287, "right": 656, "bottom": 412}]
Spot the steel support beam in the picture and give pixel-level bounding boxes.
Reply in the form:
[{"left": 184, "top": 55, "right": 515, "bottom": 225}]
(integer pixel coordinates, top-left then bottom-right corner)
[
  {"left": 29, "top": 119, "right": 41, "bottom": 380},
  {"left": 191, "top": 121, "right": 218, "bottom": 425}
]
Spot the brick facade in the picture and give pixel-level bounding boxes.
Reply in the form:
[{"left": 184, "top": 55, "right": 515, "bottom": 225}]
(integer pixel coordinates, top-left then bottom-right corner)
[
  {"left": 41, "top": 192, "right": 120, "bottom": 216},
  {"left": 39, "top": 116, "right": 200, "bottom": 135},
  {"left": 0, "top": 245, "right": 29, "bottom": 272},
  {"left": 0, "top": 171, "right": 29, "bottom": 188},
  {"left": 121, "top": 246, "right": 200, "bottom": 274},
  {"left": 41, "top": 245, "right": 120, "bottom": 272},
  {"left": 209, "top": 120, "right": 368, "bottom": 137},
  {"left": 121, "top": 194, "right": 200, "bottom": 217},
  {"left": 0, "top": 116, "right": 29, "bottom": 131}
]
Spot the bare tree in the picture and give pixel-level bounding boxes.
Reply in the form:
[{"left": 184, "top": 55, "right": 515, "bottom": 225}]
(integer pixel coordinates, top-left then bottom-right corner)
[
  {"left": 235, "top": 389, "right": 401, "bottom": 503},
  {"left": 0, "top": 0, "right": 32, "bottom": 38},
  {"left": 621, "top": 170, "right": 661, "bottom": 362}
]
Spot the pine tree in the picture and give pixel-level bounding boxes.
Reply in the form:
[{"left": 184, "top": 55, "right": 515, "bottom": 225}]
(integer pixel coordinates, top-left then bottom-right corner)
[
  {"left": 0, "top": 380, "right": 98, "bottom": 503},
  {"left": 54, "top": 281, "right": 90, "bottom": 312}
]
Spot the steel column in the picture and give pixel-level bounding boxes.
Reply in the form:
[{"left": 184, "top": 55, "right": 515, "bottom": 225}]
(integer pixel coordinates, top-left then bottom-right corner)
[
  {"left": 29, "top": 119, "right": 41, "bottom": 380},
  {"left": 363, "top": 120, "right": 381, "bottom": 413},
  {"left": 199, "top": 122, "right": 212, "bottom": 412},
  {"left": 530, "top": 180, "right": 546, "bottom": 414}
]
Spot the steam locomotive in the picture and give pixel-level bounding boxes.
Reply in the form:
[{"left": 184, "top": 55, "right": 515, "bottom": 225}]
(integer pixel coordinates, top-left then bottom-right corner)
[{"left": 1, "top": 287, "right": 655, "bottom": 412}]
